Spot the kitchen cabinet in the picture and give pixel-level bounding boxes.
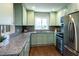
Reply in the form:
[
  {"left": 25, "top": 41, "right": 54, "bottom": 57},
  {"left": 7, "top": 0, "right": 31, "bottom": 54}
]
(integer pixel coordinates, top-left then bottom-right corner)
[
  {"left": 23, "top": 6, "right": 27, "bottom": 25},
  {"left": 19, "top": 38, "right": 30, "bottom": 56},
  {"left": 0, "top": 3, "right": 14, "bottom": 25},
  {"left": 14, "top": 3, "right": 28, "bottom": 26},
  {"left": 49, "top": 12, "right": 57, "bottom": 26},
  {"left": 67, "top": 4, "right": 76, "bottom": 14},
  {"left": 57, "top": 7, "right": 68, "bottom": 26},
  {"left": 57, "top": 3, "right": 79, "bottom": 25},
  {"left": 66, "top": 3, "right": 79, "bottom": 14},
  {"left": 31, "top": 34, "right": 37, "bottom": 46},
  {"left": 14, "top": 3, "right": 23, "bottom": 25},
  {"left": 27, "top": 11, "right": 35, "bottom": 25},
  {"left": 31, "top": 32, "right": 56, "bottom": 46},
  {"left": 36, "top": 34, "right": 48, "bottom": 45},
  {"left": 47, "top": 33, "right": 54, "bottom": 44}
]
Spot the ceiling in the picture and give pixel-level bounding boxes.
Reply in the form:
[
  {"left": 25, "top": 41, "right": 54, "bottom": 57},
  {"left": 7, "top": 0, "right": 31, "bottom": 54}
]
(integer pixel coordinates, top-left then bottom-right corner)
[{"left": 23, "top": 3, "right": 70, "bottom": 12}]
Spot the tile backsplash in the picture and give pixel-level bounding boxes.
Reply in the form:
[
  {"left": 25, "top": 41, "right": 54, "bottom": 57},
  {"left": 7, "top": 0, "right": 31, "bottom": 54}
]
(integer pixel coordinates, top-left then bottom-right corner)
[
  {"left": 22, "top": 26, "right": 34, "bottom": 32},
  {"left": 0, "top": 25, "right": 22, "bottom": 38},
  {"left": 10, "top": 26, "right": 22, "bottom": 38},
  {"left": 0, "top": 25, "right": 10, "bottom": 34},
  {"left": 49, "top": 26, "right": 61, "bottom": 32},
  {"left": 22, "top": 26, "right": 61, "bottom": 32},
  {"left": 0, "top": 25, "right": 61, "bottom": 38}
]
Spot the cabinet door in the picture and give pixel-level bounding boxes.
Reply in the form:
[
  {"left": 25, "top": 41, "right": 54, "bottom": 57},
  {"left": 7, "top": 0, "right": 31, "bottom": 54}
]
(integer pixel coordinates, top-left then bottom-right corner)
[
  {"left": 47, "top": 33, "right": 54, "bottom": 44},
  {"left": 14, "top": 3, "right": 23, "bottom": 25},
  {"left": 67, "top": 4, "right": 79, "bottom": 14},
  {"left": 23, "top": 6, "right": 27, "bottom": 25},
  {"left": 67, "top": 4, "right": 76, "bottom": 14},
  {"left": 37, "top": 34, "right": 43, "bottom": 45},
  {"left": 53, "top": 32, "right": 56, "bottom": 46},
  {"left": 49, "top": 12, "right": 56, "bottom": 26},
  {"left": 31, "top": 34, "right": 37, "bottom": 46},
  {"left": 24, "top": 41, "right": 30, "bottom": 56},
  {"left": 41, "top": 34, "right": 48, "bottom": 44},
  {"left": 27, "top": 11, "right": 35, "bottom": 25},
  {"left": 19, "top": 49, "right": 24, "bottom": 56},
  {"left": 19, "top": 39, "right": 30, "bottom": 56},
  {"left": 0, "top": 3, "right": 13, "bottom": 25}
]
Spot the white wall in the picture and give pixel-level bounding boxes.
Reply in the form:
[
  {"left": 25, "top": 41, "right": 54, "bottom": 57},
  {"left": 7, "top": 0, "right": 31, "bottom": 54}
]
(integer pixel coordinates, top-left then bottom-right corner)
[{"left": 0, "top": 3, "right": 14, "bottom": 25}]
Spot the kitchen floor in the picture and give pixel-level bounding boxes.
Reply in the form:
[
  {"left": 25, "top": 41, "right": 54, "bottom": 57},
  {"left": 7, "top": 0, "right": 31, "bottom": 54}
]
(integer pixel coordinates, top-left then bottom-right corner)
[{"left": 29, "top": 45, "right": 61, "bottom": 56}]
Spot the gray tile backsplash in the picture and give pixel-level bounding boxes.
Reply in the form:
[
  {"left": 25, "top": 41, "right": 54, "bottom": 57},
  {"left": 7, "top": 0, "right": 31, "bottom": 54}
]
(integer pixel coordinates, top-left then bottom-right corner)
[
  {"left": 22, "top": 26, "right": 34, "bottom": 32},
  {"left": 22, "top": 26, "right": 61, "bottom": 32},
  {"left": 0, "top": 25, "right": 61, "bottom": 38},
  {"left": 10, "top": 26, "right": 22, "bottom": 38},
  {"left": 0, "top": 25, "right": 22, "bottom": 38}
]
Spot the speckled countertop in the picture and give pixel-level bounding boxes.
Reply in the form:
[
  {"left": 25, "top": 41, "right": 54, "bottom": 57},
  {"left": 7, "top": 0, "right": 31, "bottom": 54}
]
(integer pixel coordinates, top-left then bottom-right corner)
[
  {"left": 0, "top": 33, "right": 30, "bottom": 56},
  {"left": 0, "top": 31, "right": 54, "bottom": 56}
]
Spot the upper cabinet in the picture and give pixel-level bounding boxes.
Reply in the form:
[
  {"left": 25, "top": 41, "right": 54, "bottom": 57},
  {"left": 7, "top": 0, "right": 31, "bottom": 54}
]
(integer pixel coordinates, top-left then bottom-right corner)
[
  {"left": 67, "top": 3, "right": 79, "bottom": 14},
  {"left": 27, "top": 10, "right": 35, "bottom": 26},
  {"left": 14, "top": 3, "right": 27, "bottom": 26},
  {"left": 57, "top": 8, "right": 67, "bottom": 26},
  {"left": 23, "top": 6, "right": 27, "bottom": 25},
  {"left": 14, "top": 3, "right": 23, "bottom": 25},
  {"left": 0, "top": 3, "right": 14, "bottom": 25},
  {"left": 49, "top": 12, "right": 59, "bottom": 26},
  {"left": 56, "top": 3, "right": 79, "bottom": 26}
]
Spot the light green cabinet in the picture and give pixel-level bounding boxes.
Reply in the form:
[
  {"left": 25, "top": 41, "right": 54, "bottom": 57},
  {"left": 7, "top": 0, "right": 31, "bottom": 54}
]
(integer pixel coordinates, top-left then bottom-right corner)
[
  {"left": 31, "top": 32, "right": 56, "bottom": 46},
  {"left": 0, "top": 3, "right": 14, "bottom": 25},
  {"left": 23, "top": 6, "right": 27, "bottom": 25},
  {"left": 27, "top": 11, "right": 35, "bottom": 25},
  {"left": 57, "top": 7, "right": 68, "bottom": 26},
  {"left": 19, "top": 38, "right": 30, "bottom": 56},
  {"left": 31, "top": 34, "right": 37, "bottom": 46},
  {"left": 49, "top": 12, "right": 57, "bottom": 26},
  {"left": 53, "top": 32, "right": 56, "bottom": 46},
  {"left": 66, "top": 3, "right": 79, "bottom": 14},
  {"left": 47, "top": 33, "right": 54, "bottom": 44},
  {"left": 14, "top": 3, "right": 28, "bottom": 26},
  {"left": 36, "top": 34, "right": 48, "bottom": 45},
  {"left": 14, "top": 3, "right": 23, "bottom": 25}
]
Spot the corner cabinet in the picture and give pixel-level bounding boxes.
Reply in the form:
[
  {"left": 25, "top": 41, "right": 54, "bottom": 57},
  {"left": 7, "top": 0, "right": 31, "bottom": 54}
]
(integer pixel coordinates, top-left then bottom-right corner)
[
  {"left": 0, "top": 3, "right": 14, "bottom": 25},
  {"left": 27, "top": 11, "right": 35, "bottom": 26}
]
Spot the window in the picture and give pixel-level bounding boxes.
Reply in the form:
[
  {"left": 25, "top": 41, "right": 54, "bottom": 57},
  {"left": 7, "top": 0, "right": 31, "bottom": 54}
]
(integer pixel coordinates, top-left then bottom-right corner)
[{"left": 35, "top": 13, "right": 49, "bottom": 30}]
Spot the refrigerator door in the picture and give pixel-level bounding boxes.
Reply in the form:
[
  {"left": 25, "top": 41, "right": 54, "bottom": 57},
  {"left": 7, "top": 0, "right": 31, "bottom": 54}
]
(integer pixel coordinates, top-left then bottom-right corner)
[
  {"left": 67, "top": 15, "right": 76, "bottom": 50},
  {"left": 63, "top": 15, "right": 69, "bottom": 45},
  {"left": 64, "top": 11, "right": 79, "bottom": 52},
  {"left": 70, "top": 12, "right": 79, "bottom": 51}
]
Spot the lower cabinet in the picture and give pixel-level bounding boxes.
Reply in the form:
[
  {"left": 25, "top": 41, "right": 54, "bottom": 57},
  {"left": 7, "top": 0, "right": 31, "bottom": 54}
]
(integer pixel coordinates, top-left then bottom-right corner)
[
  {"left": 31, "top": 32, "right": 56, "bottom": 46},
  {"left": 19, "top": 39, "right": 30, "bottom": 56}
]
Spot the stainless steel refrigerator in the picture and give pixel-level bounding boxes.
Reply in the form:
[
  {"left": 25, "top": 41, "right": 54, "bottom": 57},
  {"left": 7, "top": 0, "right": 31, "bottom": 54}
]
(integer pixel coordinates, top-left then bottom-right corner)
[{"left": 63, "top": 11, "right": 79, "bottom": 56}]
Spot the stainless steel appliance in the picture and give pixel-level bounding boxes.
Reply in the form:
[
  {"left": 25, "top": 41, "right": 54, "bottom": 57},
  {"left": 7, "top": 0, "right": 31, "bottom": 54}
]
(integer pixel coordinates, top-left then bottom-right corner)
[
  {"left": 56, "top": 32, "right": 64, "bottom": 55},
  {"left": 63, "top": 11, "right": 79, "bottom": 55},
  {"left": 56, "top": 17, "right": 64, "bottom": 55}
]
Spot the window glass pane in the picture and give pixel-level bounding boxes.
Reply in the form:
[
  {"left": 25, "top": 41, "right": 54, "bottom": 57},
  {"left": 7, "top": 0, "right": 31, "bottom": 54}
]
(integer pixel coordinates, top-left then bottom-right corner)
[
  {"left": 42, "top": 19, "right": 48, "bottom": 30},
  {"left": 35, "top": 13, "right": 49, "bottom": 30},
  {"left": 35, "top": 18, "right": 42, "bottom": 30}
]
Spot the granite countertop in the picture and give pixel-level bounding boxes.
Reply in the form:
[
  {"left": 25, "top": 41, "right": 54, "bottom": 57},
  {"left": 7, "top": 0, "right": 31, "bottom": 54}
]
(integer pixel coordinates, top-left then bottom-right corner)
[
  {"left": 0, "top": 31, "right": 54, "bottom": 56},
  {"left": 0, "top": 33, "right": 30, "bottom": 56},
  {"left": 30, "top": 31, "right": 54, "bottom": 34}
]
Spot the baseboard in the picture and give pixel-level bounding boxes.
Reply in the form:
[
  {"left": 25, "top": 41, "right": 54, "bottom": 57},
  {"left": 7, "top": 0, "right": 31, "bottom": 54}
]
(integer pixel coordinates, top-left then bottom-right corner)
[{"left": 31, "top": 44, "right": 55, "bottom": 47}]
